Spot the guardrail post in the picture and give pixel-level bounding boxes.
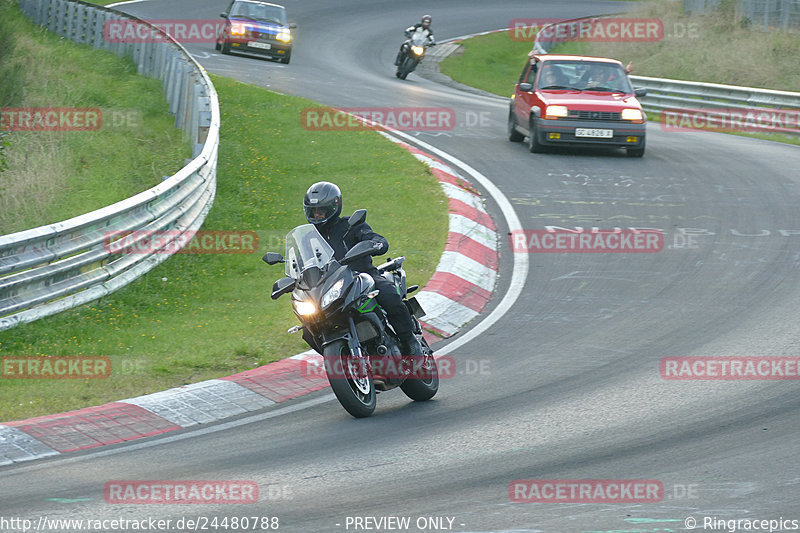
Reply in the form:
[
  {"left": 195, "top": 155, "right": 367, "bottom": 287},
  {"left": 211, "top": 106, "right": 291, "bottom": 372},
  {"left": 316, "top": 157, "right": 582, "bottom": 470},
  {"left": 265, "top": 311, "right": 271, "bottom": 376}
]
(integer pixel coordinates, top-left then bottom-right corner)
[
  {"left": 173, "top": 62, "right": 189, "bottom": 131},
  {"left": 195, "top": 95, "right": 211, "bottom": 158},
  {"left": 47, "top": 0, "right": 58, "bottom": 32},
  {"left": 65, "top": 1, "right": 74, "bottom": 40}
]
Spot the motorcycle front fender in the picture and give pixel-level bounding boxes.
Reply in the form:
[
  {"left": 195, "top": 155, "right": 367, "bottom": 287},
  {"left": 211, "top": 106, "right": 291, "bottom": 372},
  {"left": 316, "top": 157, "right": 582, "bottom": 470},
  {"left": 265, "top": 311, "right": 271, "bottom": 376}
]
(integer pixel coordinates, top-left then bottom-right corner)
[{"left": 320, "top": 320, "right": 363, "bottom": 357}]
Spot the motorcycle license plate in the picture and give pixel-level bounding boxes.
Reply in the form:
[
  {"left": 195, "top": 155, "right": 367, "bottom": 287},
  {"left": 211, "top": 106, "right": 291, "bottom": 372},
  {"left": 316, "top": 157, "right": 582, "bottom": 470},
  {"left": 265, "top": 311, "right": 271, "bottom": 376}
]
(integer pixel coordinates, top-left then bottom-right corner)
[
  {"left": 248, "top": 41, "right": 271, "bottom": 50},
  {"left": 575, "top": 128, "right": 613, "bottom": 138}
]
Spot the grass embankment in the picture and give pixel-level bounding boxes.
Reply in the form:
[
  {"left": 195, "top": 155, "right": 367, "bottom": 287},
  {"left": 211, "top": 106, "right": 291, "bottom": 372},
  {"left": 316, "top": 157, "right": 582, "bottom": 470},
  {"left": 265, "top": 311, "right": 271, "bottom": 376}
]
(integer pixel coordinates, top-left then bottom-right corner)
[
  {"left": 0, "top": 2, "right": 190, "bottom": 234},
  {"left": 440, "top": 31, "right": 533, "bottom": 98},
  {"left": 0, "top": 5, "right": 448, "bottom": 421},
  {"left": 440, "top": 0, "right": 800, "bottom": 145}
]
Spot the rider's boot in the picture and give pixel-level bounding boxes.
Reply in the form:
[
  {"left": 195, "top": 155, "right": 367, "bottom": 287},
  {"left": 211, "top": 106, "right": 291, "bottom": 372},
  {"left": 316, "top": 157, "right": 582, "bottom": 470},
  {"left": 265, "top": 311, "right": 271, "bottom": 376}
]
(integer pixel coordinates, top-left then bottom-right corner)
[{"left": 399, "top": 332, "right": 425, "bottom": 375}]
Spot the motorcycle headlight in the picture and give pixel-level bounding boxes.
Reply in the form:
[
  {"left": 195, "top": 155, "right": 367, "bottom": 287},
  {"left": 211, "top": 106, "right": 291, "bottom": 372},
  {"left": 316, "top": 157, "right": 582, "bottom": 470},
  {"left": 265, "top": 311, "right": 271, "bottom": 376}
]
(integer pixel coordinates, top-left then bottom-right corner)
[
  {"left": 293, "top": 299, "right": 317, "bottom": 316},
  {"left": 229, "top": 24, "right": 246, "bottom": 36},
  {"left": 276, "top": 29, "right": 291, "bottom": 43},
  {"left": 321, "top": 279, "right": 344, "bottom": 309},
  {"left": 411, "top": 46, "right": 424, "bottom": 56}
]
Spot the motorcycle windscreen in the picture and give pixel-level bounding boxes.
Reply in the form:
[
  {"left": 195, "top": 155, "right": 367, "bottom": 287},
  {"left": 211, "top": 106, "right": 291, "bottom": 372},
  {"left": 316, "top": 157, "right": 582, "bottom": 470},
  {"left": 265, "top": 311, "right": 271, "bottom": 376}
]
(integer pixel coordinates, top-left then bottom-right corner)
[{"left": 284, "top": 224, "right": 334, "bottom": 279}]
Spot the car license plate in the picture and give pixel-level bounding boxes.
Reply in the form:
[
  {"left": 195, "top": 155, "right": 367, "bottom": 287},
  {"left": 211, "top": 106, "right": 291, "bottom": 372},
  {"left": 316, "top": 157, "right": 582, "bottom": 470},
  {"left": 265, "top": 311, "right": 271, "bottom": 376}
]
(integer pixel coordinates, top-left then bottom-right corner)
[
  {"left": 248, "top": 41, "right": 271, "bottom": 50},
  {"left": 575, "top": 128, "right": 613, "bottom": 138}
]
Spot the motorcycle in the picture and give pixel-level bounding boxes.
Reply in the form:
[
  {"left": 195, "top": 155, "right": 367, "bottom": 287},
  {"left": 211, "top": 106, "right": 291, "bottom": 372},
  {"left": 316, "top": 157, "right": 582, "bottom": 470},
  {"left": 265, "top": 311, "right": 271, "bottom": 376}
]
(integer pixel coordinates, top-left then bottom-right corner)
[
  {"left": 262, "top": 210, "right": 439, "bottom": 418},
  {"left": 396, "top": 28, "right": 435, "bottom": 80}
]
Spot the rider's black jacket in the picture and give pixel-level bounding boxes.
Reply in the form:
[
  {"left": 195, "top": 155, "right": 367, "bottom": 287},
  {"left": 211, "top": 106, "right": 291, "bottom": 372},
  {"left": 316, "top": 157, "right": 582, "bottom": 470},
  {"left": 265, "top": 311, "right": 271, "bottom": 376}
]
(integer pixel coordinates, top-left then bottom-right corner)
[
  {"left": 317, "top": 216, "right": 388, "bottom": 274},
  {"left": 316, "top": 215, "right": 415, "bottom": 339}
]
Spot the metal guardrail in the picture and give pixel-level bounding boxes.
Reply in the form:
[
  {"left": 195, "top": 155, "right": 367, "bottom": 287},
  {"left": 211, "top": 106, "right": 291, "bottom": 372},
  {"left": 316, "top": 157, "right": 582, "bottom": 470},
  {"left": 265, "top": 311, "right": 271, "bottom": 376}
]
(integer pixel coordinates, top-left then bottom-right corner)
[
  {"left": 627, "top": 75, "right": 800, "bottom": 135},
  {"left": 532, "top": 17, "right": 800, "bottom": 135},
  {"left": 0, "top": 0, "right": 220, "bottom": 331}
]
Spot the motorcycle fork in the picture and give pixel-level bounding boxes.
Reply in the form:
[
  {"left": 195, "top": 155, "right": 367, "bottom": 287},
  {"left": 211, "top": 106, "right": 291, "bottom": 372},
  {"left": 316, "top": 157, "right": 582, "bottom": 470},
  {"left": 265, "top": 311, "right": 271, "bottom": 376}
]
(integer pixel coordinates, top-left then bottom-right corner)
[{"left": 346, "top": 316, "right": 364, "bottom": 357}]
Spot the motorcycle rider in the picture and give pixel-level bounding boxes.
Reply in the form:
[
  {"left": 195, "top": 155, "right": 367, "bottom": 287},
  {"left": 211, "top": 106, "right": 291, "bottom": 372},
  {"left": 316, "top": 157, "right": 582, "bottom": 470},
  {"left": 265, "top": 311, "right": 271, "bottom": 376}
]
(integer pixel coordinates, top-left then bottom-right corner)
[
  {"left": 302, "top": 181, "right": 425, "bottom": 358},
  {"left": 395, "top": 14, "right": 435, "bottom": 66}
]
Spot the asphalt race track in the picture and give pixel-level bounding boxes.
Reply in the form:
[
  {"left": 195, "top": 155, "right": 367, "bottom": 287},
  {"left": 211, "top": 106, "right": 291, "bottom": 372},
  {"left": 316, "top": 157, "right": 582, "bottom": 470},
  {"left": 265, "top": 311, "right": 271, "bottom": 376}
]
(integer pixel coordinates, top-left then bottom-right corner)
[{"left": 2, "top": 1, "right": 800, "bottom": 532}]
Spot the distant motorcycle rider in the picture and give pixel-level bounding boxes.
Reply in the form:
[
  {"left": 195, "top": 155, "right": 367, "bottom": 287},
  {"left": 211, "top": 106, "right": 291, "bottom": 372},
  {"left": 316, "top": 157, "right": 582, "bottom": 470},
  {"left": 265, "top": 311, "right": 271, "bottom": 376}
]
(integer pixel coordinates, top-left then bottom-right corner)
[
  {"left": 395, "top": 14, "right": 435, "bottom": 66},
  {"left": 302, "top": 181, "right": 425, "bottom": 357}
]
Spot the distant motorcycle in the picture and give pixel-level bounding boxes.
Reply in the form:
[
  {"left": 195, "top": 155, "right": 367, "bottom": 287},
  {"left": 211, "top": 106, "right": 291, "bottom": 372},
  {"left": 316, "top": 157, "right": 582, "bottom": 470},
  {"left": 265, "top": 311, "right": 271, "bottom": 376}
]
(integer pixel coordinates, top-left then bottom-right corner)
[
  {"left": 263, "top": 210, "right": 439, "bottom": 418},
  {"left": 396, "top": 28, "right": 435, "bottom": 80}
]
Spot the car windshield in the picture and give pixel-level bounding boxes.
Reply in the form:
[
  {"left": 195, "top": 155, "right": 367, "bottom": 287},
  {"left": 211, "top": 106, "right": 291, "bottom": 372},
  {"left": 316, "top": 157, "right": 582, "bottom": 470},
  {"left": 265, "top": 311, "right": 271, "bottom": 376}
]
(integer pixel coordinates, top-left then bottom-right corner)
[
  {"left": 230, "top": 2, "right": 287, "bottom": 24},
  {"left": 284, "top": 224, "right": 334, "bottom": 279},
  {"left": 537, "top": 60, "right": 632, "bottom": 93}
]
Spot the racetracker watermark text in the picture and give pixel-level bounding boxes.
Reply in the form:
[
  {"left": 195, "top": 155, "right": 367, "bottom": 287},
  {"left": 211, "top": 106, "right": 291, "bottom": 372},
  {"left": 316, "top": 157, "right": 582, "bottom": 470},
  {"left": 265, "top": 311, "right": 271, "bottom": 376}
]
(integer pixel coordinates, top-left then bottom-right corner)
[
  {"left": 104, "top": 20, "right": 225, "bottom": 43},
  {"left": 1, "top": 356, "right": 111, "bottom": 379},
  {"left": 104, "top": 230, "right": 258, "bottom": 254},
  {"left": 509, "top": 479, "right": 663, "bottom": 503},
  {"left": 1, "top": 108, "right": 102, "bottom": 131},
  {"left": 510, "top": 18, "right": 664, "bottom": 42},
  {"left": 302, "top": 355, "right": 484, "bottom": 380},
  {"left": 509, "top": 229, "right": 664, "bottom": 253},
  {"left": 661, "top": 357, "right": 800, "bottom": 380},
  {"left": 661, "top": 107, "right": 800, "bottom": 135},
  {"left": 301, "top": 107, "right": 455, "bottom": 131},
  {"left": 104, "top": 481, "right": 259, "bottom": 504}
]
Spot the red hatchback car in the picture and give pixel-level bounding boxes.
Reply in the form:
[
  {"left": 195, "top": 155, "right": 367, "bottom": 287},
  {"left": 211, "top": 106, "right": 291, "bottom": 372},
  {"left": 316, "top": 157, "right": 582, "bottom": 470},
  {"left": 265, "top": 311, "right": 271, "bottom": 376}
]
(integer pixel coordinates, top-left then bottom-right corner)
[{"left": 508, "top": 55, "right": 647, "bottom": 157}]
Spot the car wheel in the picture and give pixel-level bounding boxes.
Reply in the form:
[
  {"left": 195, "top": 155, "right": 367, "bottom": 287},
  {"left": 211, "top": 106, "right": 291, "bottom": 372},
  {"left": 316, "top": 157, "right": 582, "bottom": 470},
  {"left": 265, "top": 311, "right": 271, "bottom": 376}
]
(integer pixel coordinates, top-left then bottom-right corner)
[
  {"left": 215, "top": 40, "right": 220, "bottom": 51},
  {"left": 626, "top": 137, "right": 645, "bottom": 157},
  {"left": 221, "top": 41, "right": 231, "bottom": 55},
  {"left": 280, "top": 53, "right": 291, "bottom": 64},
  {"left": 527, "top": 117, "right": 545, "bottom": 153},
  {"left": 508, "top": 109, "right": 524, "bottom": 142}
]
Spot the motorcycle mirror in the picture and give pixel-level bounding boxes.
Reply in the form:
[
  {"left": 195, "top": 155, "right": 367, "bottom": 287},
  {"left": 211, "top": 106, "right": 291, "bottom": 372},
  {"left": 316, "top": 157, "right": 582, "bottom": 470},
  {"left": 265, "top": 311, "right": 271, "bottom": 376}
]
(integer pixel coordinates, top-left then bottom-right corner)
[
  {"left": 271, "top": 276, "right": 295, "bottom": 300},
  {"left": 341, "top": 240, "right": 373, "bottom": 265},
  {"left": 348, "top": 209, "right": 367, "bottom": 227},
  {"left": 263, "top": 252, "right": 285, "bottom": 265}
]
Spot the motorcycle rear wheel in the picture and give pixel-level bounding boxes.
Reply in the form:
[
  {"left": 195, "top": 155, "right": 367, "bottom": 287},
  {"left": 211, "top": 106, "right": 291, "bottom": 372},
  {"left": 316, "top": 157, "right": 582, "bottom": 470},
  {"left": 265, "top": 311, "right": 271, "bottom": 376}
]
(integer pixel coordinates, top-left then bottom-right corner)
[
  {"left": 400, "top": 336, "right": 439, "bottom": 401},
  {"left": 324, "top": 341, "right": 376, "bottom": 418}
]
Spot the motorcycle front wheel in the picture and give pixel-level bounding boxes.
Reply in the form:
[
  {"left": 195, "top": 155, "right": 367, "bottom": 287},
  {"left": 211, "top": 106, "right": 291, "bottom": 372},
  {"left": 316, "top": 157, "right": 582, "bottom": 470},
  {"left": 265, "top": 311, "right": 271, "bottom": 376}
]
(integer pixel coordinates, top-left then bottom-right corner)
[
  {"left": 398, "top": 57, "right": 416, "bottom": 80},
  {"left": 324, "top": 341, "right": 376, "bottom": 418}
]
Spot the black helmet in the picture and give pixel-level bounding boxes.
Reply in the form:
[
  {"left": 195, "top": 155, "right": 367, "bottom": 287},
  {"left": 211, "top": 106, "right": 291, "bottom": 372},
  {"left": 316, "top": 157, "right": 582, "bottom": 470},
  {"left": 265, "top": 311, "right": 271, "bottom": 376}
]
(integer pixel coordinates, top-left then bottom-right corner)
[
  {"left": 303, "top": 181, "right": 342, "bottom": 226},
  {"left": 421, "top": 14, "right": 432, "bottom": 28}
]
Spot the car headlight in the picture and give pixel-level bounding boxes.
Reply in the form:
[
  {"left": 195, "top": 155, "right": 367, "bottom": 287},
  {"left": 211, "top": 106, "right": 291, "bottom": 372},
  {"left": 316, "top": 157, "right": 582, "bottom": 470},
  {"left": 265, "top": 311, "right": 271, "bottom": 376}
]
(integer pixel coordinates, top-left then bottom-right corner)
[
  {"left": 293, "top": 299, "right": 317, "bottom": 316},
  {"left": 621, "top": 108, "right": 644, "bottom": 122},
  {"left": 544, "top": 105, "right": 569, "bottom": 120},
  {"left": 276, "top": 30, "right": 291, "bottom": 43},
  {"left": 321, "top": 279, "right": 344, "bottom": 309},
  {"left": 229, "top": 24, "right": 246, "bottom": 36},
  {"left": 411, "top": 45, "right": 424, "bottom": 56}
]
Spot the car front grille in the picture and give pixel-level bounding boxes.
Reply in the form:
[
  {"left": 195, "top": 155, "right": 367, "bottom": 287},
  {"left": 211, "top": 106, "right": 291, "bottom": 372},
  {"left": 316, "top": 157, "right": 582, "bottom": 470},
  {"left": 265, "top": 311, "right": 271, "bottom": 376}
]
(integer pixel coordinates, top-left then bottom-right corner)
[{"left": 569, "top": 110, "right": 622, "bottom": 121}]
